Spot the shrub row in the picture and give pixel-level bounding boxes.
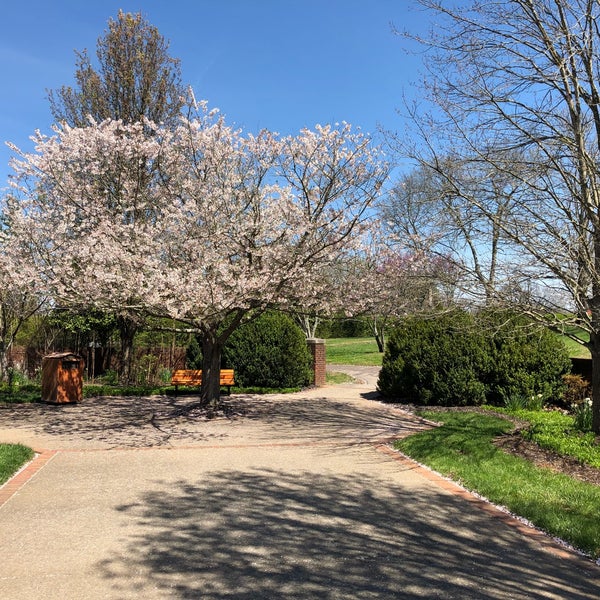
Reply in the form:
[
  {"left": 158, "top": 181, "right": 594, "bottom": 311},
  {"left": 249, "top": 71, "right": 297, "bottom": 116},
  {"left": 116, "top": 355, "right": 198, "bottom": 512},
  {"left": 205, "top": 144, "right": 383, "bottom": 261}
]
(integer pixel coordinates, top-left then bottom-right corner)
[{"left": 377, "top": 310, "right": 571, "bottom": 406}]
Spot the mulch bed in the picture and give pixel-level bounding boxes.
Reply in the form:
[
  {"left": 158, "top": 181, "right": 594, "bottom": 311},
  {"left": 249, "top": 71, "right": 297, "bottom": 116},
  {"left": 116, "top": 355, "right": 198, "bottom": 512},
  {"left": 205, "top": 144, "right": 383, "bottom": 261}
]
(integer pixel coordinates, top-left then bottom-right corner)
[{"left": 493, "top": 432, "right": 600, "bottom": 486}]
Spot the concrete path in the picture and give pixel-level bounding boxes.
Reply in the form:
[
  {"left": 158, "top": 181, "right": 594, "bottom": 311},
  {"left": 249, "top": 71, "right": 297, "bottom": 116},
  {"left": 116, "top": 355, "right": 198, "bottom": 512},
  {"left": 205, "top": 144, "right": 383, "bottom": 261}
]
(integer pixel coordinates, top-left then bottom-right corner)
[{"left": 0, "top": 366, "right": 599, "bottom": 599}]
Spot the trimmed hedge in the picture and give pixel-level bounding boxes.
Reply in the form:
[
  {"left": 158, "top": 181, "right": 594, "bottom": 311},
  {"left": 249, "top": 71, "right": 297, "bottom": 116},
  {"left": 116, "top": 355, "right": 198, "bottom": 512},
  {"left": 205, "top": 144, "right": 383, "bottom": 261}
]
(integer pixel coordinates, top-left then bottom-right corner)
[
  {"left": 378, "top": 311, "right": 571, "bottom": 406},
  {"left": 223, "top": 311, "right": 312, "bottom": 389}
]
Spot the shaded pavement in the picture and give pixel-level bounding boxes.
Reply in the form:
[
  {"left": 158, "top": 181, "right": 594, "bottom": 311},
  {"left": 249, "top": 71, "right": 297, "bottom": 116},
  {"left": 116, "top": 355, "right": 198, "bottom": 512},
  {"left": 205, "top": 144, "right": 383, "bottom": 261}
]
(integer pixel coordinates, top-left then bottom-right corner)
[{"left": 0, "top": 366, "right": 598, "bottom": 598}]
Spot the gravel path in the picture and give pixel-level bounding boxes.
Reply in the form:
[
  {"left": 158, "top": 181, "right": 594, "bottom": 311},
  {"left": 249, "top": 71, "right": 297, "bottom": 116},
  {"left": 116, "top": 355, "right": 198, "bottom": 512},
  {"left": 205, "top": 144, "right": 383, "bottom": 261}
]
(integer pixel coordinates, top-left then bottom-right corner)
[{"left": 0, "top": 368, "right": 598, "bottom": 599}]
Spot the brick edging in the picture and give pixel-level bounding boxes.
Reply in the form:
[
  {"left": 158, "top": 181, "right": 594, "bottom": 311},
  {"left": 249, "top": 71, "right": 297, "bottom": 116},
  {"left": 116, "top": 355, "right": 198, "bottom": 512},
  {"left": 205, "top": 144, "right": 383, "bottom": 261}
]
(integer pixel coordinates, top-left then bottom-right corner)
[
  {"left": 0, "top": 449, "right": 57, "bottom": 508},
  {"left": 375, "top": 443, "right": 599, "bottom": 569}
]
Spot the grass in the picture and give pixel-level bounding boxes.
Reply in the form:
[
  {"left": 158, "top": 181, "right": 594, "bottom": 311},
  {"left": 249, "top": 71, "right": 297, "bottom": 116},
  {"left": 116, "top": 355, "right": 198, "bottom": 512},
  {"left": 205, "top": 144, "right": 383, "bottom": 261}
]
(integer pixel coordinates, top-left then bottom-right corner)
[
  {"left": 489, "top": 407, "right": 600, "bottom": 468},
  {"left": 0, "top": 443, "right": 34, "bottom": 486},
  {"left": 554, "top": 323, "right": 591, "bottom": 358},
  {"left": 325, "top": 337, "right": 382, "bottom": 366},
  {"left": 395, "top": 411, "right": 600, "bottom": 558},
  {"left": 326, "top": 371, "right": 355, "bottom": 384}
]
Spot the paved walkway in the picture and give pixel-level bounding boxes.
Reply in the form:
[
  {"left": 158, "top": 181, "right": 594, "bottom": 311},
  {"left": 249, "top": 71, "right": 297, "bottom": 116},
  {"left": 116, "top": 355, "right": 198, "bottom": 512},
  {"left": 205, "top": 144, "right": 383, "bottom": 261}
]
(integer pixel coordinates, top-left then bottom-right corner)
[{"left": 0, "top": 366, "right": 598, "bottom": 599}]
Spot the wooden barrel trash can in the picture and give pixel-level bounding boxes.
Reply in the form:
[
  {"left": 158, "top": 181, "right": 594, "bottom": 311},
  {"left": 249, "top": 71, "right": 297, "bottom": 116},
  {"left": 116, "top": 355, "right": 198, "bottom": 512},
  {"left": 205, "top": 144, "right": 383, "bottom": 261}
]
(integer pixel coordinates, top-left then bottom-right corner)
[{"left": 41, "top": 352, "right": 85, "bottom": 404}]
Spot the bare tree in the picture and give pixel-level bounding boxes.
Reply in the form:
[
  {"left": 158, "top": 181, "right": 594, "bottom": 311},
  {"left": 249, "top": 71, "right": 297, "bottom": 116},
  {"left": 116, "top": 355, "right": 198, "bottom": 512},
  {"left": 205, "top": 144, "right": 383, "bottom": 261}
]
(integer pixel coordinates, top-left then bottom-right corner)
[
  {"left": 397, "top": 0, "right": 600, "bottom": 432},
  {"left": 382, "top": 160, "right": 518, "bottom": 305}
]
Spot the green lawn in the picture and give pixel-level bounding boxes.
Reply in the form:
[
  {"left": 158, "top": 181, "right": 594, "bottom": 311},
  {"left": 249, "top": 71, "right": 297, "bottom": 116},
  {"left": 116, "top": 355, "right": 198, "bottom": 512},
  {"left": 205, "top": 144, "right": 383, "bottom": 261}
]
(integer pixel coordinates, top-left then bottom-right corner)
[
  {"left": 325, "top": 337, "right": 382, "bottom": 366},
  {"left": 325, "top": 331, "right": 589, "bottom": 363},
  {"left": 396, "top": 411, "right": 600, "bottom": 559},
  {"left": 0, "top": 443, "right": 34, "bottom": 485},
  {"left": 556, "top": 328, "right": 591, "bottom": 359}
]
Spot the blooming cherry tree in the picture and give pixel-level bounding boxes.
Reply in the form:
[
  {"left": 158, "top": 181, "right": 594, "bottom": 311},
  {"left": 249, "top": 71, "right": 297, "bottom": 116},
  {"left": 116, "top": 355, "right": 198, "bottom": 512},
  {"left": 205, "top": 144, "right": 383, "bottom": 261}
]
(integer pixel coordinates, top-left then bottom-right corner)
[
  {"left": 7, "top": 109, "right": 387, "bottom": 405},
  {"left": 0, "top": 230, "right": 45, "bottom": 380}
]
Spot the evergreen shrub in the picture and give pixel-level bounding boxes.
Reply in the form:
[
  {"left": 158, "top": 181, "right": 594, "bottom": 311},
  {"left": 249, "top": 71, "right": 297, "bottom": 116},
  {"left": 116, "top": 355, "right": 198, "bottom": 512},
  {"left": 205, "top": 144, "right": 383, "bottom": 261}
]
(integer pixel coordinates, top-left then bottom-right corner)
[
  {"left": 224, "top": 311, "right": 312, "bottom": 389},
  {"left": 483, "top": 312, "right": 572, "bottom": 405},
  {"left": 378, "top": 310, "right": 571, "bottom": 407}
]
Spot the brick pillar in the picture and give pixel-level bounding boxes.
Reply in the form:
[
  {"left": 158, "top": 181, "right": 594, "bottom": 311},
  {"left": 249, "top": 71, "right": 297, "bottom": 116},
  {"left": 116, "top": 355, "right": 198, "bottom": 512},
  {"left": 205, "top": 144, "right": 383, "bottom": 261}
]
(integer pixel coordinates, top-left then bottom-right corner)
[{"left": 307, "top": 338, "right": 326, "bottom": 387}]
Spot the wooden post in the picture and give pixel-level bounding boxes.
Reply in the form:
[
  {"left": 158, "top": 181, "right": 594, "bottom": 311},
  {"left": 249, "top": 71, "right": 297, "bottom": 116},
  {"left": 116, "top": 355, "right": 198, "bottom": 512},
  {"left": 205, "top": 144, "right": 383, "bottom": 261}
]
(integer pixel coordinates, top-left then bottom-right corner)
[{"left": 307, "top": 338, "right": 326, "bottom": 387}]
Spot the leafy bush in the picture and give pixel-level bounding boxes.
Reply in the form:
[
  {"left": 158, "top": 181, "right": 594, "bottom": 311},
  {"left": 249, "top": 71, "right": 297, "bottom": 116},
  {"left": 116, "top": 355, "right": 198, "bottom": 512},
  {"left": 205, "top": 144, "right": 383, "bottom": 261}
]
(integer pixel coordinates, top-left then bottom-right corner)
[
  {"left": 318, "top": 316, "right": 372, "bottom": 338},
  {"left": 378, "top": 311, "right": 489, "bottom": 405},
  {"left": 378, "top": 310, "right": 571, "bottom": 407},
  {"left": 224, "top": 311, "right": 312, "bottom": 389},
  {"left": 185, "top": 335, "right": 203, "bottom": 369},
  {"left": 562, "top": 374, "right": 590, "bottom": 407},
  {"left": 483, "top": 312, "right": 571, "bottom": 406}
]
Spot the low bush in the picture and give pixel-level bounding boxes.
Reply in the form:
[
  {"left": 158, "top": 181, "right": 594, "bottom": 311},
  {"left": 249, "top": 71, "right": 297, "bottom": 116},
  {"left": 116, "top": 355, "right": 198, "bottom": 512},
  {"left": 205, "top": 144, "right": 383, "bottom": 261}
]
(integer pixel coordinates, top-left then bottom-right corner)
[
  {"left": 561, "top": 374, "right": 590, "bottom": 407},
  {"left": 378, "top": 311, "right": 488, "bottom": 405},
  {"left": 484, "top": 312, "right": 571, "bottom": 406},
  {"left": 378, "top": 310, "right": 571, "bottom": 407},
  {"left": 224, "top": 311, "right": 312, "bottom": 389}
]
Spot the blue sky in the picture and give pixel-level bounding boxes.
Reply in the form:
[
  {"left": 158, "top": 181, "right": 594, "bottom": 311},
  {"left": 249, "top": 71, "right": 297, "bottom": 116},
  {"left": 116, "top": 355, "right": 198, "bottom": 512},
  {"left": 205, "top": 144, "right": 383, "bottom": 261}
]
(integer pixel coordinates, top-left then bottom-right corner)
[{"left": 0, "top": 1, "right": 428, "bottom": 186}]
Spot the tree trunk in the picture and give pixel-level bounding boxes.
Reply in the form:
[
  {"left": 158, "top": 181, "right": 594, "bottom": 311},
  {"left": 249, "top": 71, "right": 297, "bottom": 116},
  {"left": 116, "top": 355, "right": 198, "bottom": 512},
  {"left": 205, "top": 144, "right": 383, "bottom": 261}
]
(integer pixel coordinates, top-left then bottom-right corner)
[
  {"left": 200, "top": 333, "right": 224, "bottom": 408},
  {"left": 296, "top": 314, "right": 320, "bottom": 339},
  {"left": 590, "top": 332, "right": 600, "bottom": 434},
  {"left": 371, "top": 318, "right": 385, "bottom": 353},
  {"left": 116, "top": 315, "right": 138, "bottom": 384},
  {"left": 0, "top": 341, "right": 8, "bottom": 382}
]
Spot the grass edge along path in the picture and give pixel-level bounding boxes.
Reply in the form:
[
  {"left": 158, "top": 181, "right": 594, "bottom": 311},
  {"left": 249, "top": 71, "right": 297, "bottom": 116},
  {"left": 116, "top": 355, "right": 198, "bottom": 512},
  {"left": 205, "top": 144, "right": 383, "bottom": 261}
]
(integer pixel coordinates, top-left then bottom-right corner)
[
  {"left": 394, "top": 411, "right": 600, "bottom": 560},
  {"left": 0, "top": 443, "right": 34, "bottom": 486}
]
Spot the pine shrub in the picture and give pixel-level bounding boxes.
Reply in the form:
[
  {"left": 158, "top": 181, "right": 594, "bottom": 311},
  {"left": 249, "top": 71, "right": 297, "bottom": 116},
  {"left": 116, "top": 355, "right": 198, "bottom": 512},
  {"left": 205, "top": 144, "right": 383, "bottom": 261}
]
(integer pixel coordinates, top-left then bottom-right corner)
[
  {"left": 378, "top": 310, "right": 571, "bottom": 407},
  {"left": 224, "top": 311, "right": 312, "bottom": 389}
]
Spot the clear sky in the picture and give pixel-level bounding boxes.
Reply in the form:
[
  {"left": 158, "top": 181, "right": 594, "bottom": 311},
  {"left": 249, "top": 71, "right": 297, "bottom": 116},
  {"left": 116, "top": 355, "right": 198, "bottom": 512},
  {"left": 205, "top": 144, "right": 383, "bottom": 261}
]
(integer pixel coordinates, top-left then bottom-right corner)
[{"left": 0, "top": 0, "right": 428, "bottom": 186}]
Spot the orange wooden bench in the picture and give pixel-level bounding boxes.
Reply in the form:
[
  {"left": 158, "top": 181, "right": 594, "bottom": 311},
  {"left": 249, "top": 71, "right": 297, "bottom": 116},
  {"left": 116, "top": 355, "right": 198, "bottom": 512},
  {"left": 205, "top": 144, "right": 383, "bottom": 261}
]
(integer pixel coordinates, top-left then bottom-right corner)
[{"left": 171, "top": 369, "right": 235, "bottom": 394}]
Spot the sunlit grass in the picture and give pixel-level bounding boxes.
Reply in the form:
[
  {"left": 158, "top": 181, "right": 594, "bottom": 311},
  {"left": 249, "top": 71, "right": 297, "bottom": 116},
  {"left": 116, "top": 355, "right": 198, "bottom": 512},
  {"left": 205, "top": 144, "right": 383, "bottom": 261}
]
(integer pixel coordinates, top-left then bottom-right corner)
[
  {"left": 0, "top": 444, "right": 34, "bottom": 485},
  {"left": 395, "top": 411, "right": 600, "bottom": 558},
  {"left": 325, "top": 337, "right": 382, "bottom": 366},
  {"left": 326, "top": 371, "right": 355, "bottom": 384},
  {"left": 554, "top": 323, "right": 590, "bottom": 358}
]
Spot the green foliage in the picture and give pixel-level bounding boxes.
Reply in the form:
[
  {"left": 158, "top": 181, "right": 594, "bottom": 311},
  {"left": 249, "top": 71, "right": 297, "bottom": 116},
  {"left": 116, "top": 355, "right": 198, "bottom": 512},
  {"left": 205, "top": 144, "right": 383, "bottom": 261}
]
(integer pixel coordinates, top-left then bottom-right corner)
[
  {"left": 185, "top": 335, "right": 203, "bottom": 369},
  {"left": 484, "top": 312, "right": 571, "bottom": 406},
  {"left": 0, "top": 382, "right": 40, "bottom": 404},
  {"left": 224, "top": 311, "right": 312, "bottom": 389},
  {"left": 47, "top": 308, "right": 117, "bottom": 339},
  {"left": 573, "top": 399, "right": 593, "bottom": 433},
  {"left": 502, "top": 394, "right": 543, "bottom": 412},
  {"left": 378, "top": 311, "right": 571, "bottom": 407},
  {"left": 502, "top": 408, "right": 600, "bottom": 468},
  {"left": 319, "top": 317, "right": 372, "bottom": 338},
  {"left": 396, "top": 411, "right": 600, "bottom": 558},
  {"left": 1, "top": 369, "right": 40, "bottom": 403},
  {"left": 0, "top": 443, "right": 34, "bottom": 485},
  {"left": 378, "top": 311, "right": 489, "bottom": 405}
]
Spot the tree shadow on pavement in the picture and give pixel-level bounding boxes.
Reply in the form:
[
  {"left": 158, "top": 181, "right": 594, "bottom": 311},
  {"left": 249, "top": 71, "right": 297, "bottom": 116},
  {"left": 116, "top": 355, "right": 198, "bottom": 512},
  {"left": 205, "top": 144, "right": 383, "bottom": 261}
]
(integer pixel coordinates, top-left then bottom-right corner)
[
  {"left": 98, "top": 469, "right": 600, "bottom": 599},
  {"left": 0, "top": 395, "right": 427, "bottom": 448},
  {"left": 0, "top": 396, "right": 237, "bottom": 447}
]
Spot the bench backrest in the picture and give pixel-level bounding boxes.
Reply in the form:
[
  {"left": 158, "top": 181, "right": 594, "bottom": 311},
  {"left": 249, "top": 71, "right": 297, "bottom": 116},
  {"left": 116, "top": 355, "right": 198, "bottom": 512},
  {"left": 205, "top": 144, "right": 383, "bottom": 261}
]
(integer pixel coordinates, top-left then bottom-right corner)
[{"left": 171, "top": 369, "right": 235, "bottom": 386}]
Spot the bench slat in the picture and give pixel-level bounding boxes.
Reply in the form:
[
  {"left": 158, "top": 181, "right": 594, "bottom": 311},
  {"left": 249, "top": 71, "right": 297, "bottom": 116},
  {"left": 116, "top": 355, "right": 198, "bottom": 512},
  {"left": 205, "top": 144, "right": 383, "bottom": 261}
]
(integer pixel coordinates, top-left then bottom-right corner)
[{"left": 171, "top": 369, "right": 235, "bottom": 391}]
